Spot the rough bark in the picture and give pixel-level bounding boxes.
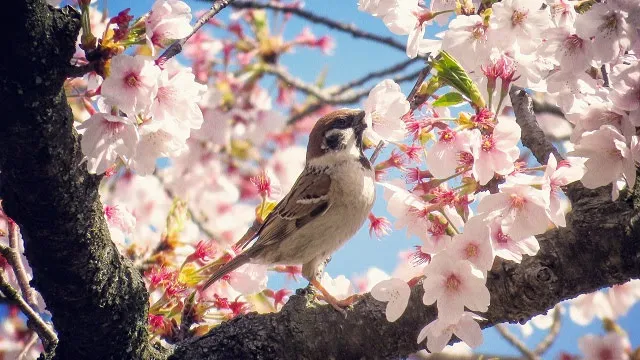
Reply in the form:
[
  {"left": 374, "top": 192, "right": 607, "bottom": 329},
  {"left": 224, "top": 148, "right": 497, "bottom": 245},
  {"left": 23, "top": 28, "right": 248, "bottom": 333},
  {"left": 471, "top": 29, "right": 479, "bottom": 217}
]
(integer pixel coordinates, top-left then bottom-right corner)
[
  {"left": 0, "top": 2, "right": 163, "bottom": 359},
  {"left": 0, "top": 1, "right": 639, "bottom": 360}
]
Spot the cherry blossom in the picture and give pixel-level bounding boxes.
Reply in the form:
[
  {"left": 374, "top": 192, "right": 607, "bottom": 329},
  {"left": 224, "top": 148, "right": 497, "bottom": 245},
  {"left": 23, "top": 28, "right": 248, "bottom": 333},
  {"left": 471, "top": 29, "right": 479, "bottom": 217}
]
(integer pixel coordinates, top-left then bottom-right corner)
[
  {"left": 447, "top": 216, "right": 494, "bottom": 271},
  {"left": 539, "top": 27, "right": 592, "bottom": 74},
  {"left": 487, "top": 215, "right": 539, "bottom": 263},
  {"left": 569, "top": 291, "right": 615, "bottom": 325},
  {"left": 426, "top": 128, "right": 475, "bottom": 179},
  {"left": 569, "top": 125, "right": 635, "bottom": 199},
  {"left": 417, "top": 312, "right": 483, "bottom": 353},
  {"left": 489, "top": 0, "right": 551, "bottom": 54},
  {"left": 371, "top": 278, "right": 411, "bottom": 322},
  {"left": 422, "top": 255, "right": 490, "bottom": 324},
  {"left": 471, "top": 117, "right": 521, "bottom": 185},
  {"left": 104, "top": 204, "right": 136, "bottom": 234},
  {"left": 101, "top": 54, "right": 161, "bottom": 116},
  {"left": 77, "top": 113, "right": 139, "bottom": 174},
  {"left": 478, "top": 178, "right": 550, "bottom": 241},
  {"left": 441, "top": 15, "right": 490, "bottom": 72},
  {"left": 578, "top": 333, "right": 630, "bottom": 360},
  {"left": 363, "top": 79, "right": 409, "bottom": 143},
  {"left": 543, "top": 154, "right": 586, "bottom": 227},
  {"left": 575, "top": 2, "right": 636, "bottom": 64},
  {"left": 145, "top": 0, "right": 193, "bottom": 51},
  {"left": 609, "top": 61, "right": 640, "bottom": 122},
  {"left": 148, "top": 68, "right": 207, "bottom": 140}
]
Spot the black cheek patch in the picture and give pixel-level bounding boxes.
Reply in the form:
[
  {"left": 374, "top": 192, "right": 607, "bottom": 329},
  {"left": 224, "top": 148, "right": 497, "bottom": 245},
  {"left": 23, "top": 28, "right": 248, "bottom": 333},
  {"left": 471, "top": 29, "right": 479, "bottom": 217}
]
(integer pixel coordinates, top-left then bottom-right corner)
[{"left": 325, "top": 133, "right": 345, "bottom": 150}]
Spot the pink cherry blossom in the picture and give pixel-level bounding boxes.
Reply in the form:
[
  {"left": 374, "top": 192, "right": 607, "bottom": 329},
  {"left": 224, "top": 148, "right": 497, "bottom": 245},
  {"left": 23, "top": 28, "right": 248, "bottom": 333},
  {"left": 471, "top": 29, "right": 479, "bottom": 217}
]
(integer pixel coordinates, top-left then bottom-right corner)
[
  {"left": 567, "top": 101, "right": 631, "bottom": 143},
  {"left": 441, "top": 15, "right": 490, "bottom": 73},
  {"left": 575, "top": 2, "right": 636, "bottom": 63},
  {"left": 447, "top": 216, "right": 494, "bottom": 271},
  {"left": 148, "top": 68, "right": 206, "bottom": 140},
  {"left": 364, "top": 79, "right": 409, "bottom": 143},
  {"left": 487, "top": 216, "right": 539, "bottom": 263},
  {"left": 371, "top": 278, "right": 411, "bottom": 322},
  {"left": 228, "top": 264, "right": 268, "bottom": 295},
  {"left": 478, "top": 179, "right": 550, "bottom": 241},
  {"left": 608, "top": 280, "right": 640, "bottom": 318},
  {"left": 546, "top": 70, "right": 598, "bottom": 114},
  {"left": 609, "top": 61, "right": 640, "bottom": 122},
  {"left": 77, "top": 113, "right": 139, "bottom": 174},
  {"left": 471, "top": 117, "right": 521, "bottom": 185},
  {"left": 422, "top": 255, "right": 490, "bottom": 324},
  {"left": 146, "top": 0, "right": 193, "bottom": 51},
  {"left": 543, "top": 154, "right": 586, "bottom": 227},
  {"left": 569, "top": 125, "right": 635, "bottom": 197},
  {"left": 101, "top": 54, "right": 161, "bottom": 115},
  {"left": 104, "top": 204, "right": 136, "bottom": 234},
  {"left": 539, "top": 27, "right": 592, "bottom": 74},
  {"left": 489, "top": 0, "right": 551, "bottom": 54},
  {"left": 417, "top": 312, "right": 483, "bottom": 353},
  {"left": 578, "top": 333, "right": 630, "bottom": 360},
  {"left": 569, "top": 291, "right": 615, "bottom": 325},
  {"left": 426, "top": 128, "right": 475, "bottom": 179}
]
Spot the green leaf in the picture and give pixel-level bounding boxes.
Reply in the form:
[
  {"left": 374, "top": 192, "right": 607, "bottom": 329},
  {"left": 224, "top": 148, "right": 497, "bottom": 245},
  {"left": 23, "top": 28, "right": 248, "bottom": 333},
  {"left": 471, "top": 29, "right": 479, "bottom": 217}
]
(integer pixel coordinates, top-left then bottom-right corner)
[
  {"left": 432, "top": 92, "right": 464, "bottom": 107},
  {"left": 431, "top": 51, "right": 486, "bottom": 108}
]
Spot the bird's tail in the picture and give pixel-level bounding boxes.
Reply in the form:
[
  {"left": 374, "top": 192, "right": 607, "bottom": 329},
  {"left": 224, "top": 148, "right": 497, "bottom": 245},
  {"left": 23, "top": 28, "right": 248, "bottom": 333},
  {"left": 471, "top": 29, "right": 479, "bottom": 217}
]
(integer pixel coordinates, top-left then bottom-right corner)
[{"left": 200, "top": 253, "right": 250, "bottom": 291}]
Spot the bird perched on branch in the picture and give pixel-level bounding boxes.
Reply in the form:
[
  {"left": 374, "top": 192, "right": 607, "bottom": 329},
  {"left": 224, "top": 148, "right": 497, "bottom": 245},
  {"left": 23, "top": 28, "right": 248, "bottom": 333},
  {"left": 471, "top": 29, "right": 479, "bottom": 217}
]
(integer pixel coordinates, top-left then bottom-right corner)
[{"left": 200, "top": 108, "right": 376, "bottom": 313}]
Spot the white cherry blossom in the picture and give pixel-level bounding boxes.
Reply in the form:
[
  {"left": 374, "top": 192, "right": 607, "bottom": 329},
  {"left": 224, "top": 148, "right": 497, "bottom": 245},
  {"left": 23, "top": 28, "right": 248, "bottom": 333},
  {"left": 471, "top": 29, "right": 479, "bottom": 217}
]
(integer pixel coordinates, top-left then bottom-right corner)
[
  {"left": 363, "top": 79, "right": 409, "bottom": 143},
  {"left": 101, "top": 54, "right": 161, "bottom": 116},
  {"left": 371, "top": 278, "right": 411, "bottom": 322},
  {"left": 417, "top": 312, "right": 483, "bottom": 353},
  {"left": 78, "top": 113, "right": 139, "bottom": 174}
]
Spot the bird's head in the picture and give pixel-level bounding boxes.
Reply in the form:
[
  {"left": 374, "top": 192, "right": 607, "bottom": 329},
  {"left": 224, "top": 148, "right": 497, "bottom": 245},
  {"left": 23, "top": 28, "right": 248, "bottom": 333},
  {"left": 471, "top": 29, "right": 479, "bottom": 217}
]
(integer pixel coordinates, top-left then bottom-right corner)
[{"left": 306, "top": 109, "right": 367, "bottom": 162}]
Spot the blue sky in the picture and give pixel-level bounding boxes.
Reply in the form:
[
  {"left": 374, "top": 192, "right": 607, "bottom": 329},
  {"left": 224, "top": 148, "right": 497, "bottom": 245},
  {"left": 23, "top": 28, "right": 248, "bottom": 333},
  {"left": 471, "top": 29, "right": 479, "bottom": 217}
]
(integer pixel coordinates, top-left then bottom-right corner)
[{"left": 80, "top": 0, "right": 640, "bottom": 357}]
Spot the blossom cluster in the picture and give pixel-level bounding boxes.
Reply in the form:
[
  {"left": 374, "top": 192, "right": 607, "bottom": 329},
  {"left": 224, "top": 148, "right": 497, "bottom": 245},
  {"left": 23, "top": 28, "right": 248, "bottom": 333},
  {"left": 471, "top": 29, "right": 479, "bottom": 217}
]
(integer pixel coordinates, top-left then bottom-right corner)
[{"left": 359, "top": 0, "right": 640, "bottom": 353}]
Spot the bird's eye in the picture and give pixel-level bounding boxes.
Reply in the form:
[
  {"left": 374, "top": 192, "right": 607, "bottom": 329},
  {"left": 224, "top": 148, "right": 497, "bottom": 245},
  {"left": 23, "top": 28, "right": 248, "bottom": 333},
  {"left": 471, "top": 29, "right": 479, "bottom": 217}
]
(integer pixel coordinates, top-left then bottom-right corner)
[{"left": 333, "top": 117, "right": 350, "bottom": 129}]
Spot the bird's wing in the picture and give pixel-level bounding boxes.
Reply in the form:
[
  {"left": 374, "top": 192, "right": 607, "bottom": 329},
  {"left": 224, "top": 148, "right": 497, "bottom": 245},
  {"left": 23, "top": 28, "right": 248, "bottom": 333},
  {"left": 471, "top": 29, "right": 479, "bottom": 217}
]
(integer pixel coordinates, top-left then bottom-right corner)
[{"left": 250, "top": 169, "right": 332, "bottom": 250}]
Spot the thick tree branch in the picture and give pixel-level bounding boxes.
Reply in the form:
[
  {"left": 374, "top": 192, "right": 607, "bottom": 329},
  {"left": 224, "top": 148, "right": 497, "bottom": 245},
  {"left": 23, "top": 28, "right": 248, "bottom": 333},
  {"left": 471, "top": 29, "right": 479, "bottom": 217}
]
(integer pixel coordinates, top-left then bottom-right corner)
[
  {"left": 0, "top": 2, "right": 163, "bottom": 359},
  {"left": 509, "top": 86, "right": 563, "bottom": 164},
  {"left": 170, "top": 167, "right": 640, "bottom": 358},
  {"left": 230, "top": 0, "right": 407, "bottom": 53}
]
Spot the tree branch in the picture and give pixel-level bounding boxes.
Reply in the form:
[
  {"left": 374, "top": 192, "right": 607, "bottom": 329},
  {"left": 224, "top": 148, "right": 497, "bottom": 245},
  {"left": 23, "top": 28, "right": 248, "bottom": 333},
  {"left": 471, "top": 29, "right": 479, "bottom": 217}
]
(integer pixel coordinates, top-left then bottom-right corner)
[
  {"left": 534, "top": 305, "right": 562, "bottom": 356},
  {"left": 509, "top": 86, "right": 563, "bottom": 164},
  {"left": 169, "top": 165, "right": 640, "bottom": 359},
  {"left": 495, "top": 324, "right": 537, "bottom": 360},
  {"left": 0, "top": 2, "right": 164, "bottom": 359},
  {"left": 158, "top": 0, "right": 235, "bottom": 65},
  {"left": 0, "top": 270, "right": 57, "bottom": 353},
  {"left": 230, "top": 0, "right": 407, "bottom": 53}
]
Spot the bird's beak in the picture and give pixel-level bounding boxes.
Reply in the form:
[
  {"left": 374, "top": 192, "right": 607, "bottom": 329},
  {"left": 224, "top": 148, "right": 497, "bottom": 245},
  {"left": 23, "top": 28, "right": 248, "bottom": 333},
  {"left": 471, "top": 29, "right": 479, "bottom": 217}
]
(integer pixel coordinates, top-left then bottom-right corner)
[{"left": 352, "top": 110, "right": 367, "bottom": 132}]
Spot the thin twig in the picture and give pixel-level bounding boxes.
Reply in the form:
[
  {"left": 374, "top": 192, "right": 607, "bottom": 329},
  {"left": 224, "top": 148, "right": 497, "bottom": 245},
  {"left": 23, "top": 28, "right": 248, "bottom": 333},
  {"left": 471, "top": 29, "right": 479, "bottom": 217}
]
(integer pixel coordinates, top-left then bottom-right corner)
[
  {"left": 0, "top": 270, "right": 57, "bottom": 352},
  {"left": 369, "top": 141, "right": 385, "bottom": 164},
  {"left": 534, "top": 305, "right": 562, "bottom": 356},
  {"left": 495, "top": 323, "right": 538, "bottom": 360},
  {"left": 286, "top": 68, "right": 424, "bottom": 125},
  {"left": 17, "top": 331, "right": 39, "bottom": 360},
  {"left": 230, "top": 0, "right": 407, "bottom": 53},
  {"left": 157, "top": 0, "right": 235, "bottom": 65},
  {"left": 333, "top": 58, "right": 422, "bottom": 94},
  {"left": 4, "top": 222, "right": 38, "bottom": 309}
]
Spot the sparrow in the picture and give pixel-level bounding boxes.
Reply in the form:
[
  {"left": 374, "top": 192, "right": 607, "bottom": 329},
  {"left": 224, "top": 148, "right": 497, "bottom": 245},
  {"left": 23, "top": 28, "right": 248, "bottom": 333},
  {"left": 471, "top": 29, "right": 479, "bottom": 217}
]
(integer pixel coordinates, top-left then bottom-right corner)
[{"left": 200, "top": 108, "right": 376, "bottom": 312}]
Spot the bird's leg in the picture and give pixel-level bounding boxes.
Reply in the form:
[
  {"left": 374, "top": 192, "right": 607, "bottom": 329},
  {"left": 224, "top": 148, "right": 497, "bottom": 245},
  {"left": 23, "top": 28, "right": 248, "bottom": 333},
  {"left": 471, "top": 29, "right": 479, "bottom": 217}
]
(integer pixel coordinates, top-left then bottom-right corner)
[
  {"left": 309, "top": 278, "right": 363, "bottom": 315},
  {"left": 302, "top": 257, "right": 363, "bottom": 315}
]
